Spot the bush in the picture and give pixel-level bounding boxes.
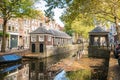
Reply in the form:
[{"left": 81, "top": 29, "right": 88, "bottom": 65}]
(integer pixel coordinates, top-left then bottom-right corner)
[{"left": 66, "top": 69, "right": 91, "bottom": 80}]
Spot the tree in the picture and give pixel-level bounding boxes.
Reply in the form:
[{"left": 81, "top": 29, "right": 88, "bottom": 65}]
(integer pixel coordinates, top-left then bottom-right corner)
[
  {"left": 45, "top": 0, "right": 94, "bottom": 39},
  {"left": 81, "top": 0, "right": 120, "bottom": 40},
  {"left": 45, "top": 0, "right": 120, "bottom": 40},
  {"left": 0, "top": 0, "right": 41, "bottom": 52},
  {"left": 44, "top": 0, "right": 72, "bottom": 18},
  {"left": 71, "top": 20, "right": 94, "bottom": 39},
  {"left": 61, "top": 13, "right": 94, "bottom": 39},
  {"left": 64, "top": 24, "right": 74, "bottom": 36}
]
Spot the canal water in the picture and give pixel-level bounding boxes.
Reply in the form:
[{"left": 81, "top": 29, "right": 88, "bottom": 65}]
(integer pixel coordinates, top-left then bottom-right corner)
[
  {"left": 0, "top": 52, "right": 74, "bottom": 80},
  {"left": 28, "top": 53, "right": 70, "bottom": 80}
]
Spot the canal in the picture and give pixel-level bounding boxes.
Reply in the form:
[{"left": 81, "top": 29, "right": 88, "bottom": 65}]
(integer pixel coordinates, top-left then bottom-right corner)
[
  {"left": 0, "top": 51, "right": 74, "bottom": 80},
  {"left": 27, "top": 53, "right": 71, "bottom": 80}
]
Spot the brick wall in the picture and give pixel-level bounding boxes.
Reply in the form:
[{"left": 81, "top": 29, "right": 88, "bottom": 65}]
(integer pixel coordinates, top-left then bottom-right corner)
[{"left": 46, "top": 44, "right": 81, "bottom": 57}]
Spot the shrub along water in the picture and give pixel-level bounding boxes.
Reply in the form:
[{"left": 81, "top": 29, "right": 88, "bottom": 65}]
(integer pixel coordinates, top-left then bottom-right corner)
[{"left": 66, "top": 69, "right": 91, "bottom": 80}]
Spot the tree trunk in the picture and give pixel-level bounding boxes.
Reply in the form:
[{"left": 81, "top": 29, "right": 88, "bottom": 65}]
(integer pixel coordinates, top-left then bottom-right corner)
[
  {"left": 1, "top": 19, "right": 7, "bottom": 52},
  {"left": 114, "top": 17, "right": 120, "bottom": 41}
]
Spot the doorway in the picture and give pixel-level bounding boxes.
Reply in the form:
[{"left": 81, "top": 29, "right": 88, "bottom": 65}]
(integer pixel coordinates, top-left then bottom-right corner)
[
  {"left": 32, "top": 44, "right": 35, "bottom": 52},
  {"left": 39, "top": 43, "right": 44, "bottom": 53},
  {"left": 10, "top": 35, "right": 18, "bottom": 48}
]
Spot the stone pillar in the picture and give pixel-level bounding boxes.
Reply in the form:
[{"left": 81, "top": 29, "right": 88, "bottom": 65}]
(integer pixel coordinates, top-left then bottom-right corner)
[
  {"left": 98, "top": 36, "right": 100, "bottom": 47},
  {"left": 105, "top": 35, "right": 109, "bottom": 48},
  {"left": 89, "top": 35, "right": 94, "bottom": 46},
  {"left": 44, "top": 35, "right": 47, "bottom": 57}
]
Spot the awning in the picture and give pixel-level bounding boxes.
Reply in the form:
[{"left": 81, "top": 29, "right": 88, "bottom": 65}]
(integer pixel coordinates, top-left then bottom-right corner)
[
  {"left": 0, "top": 64, "right": 21, "bottom": 73},
  {"left": 0, "top": 54, "right": 22, "bottom": 63}
]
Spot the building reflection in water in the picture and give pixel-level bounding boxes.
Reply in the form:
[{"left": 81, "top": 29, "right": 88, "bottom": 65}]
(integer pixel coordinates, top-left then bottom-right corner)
[
  {"left": 28, "top": 54, "right": 69, "bottom": 80},
  {"left": 0, "top": 53, "right": 69, "bottom": 80},
  {"left": 0, "top": 63, "right": 29, "bottom": 80}
]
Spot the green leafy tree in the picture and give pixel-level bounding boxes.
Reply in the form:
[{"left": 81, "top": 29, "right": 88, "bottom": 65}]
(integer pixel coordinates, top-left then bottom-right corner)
[
  {"left": 63, "top": 22, "right": 74, "bottom": 36},
  {"left": 79, "top": 0, "right": 120, "bottom": 40},
  {"left": 45, "top": 0, "right": 120, "bottom": 40},
  {"left": 45, "top": 0, "right": 94, "bottom": 39},
  {"left": 61, "top": 12, "right": 94, "bottom": 39},
  {"left": 0, "top": 0, "right": 42, "bottom": 52},
  {"left": 44, "top": 0, "right": 72, "bottom": 18},
  {"left": 71, "top": 20, "right": 94, "bottom": 39}
]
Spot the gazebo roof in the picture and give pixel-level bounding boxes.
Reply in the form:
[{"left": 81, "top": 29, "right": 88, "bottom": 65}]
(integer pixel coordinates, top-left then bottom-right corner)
[
  {"left": 90, "top": 26, "right": 107, "bottom": 33},
  {"left": 30, "top": 27, "right": 51, "bottom": 34},
  {"left": 89, "top": 26, "right": 109, "bottom": 35}
]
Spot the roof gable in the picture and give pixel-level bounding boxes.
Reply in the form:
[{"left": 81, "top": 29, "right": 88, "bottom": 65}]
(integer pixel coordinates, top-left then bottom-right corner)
[
  {"left": 49, "top": 29, "right": 71, "bottom": 38},
  {"left": 90, "top": 26, "right": 107, "bottom": 33},
  {"left": 30, "top": 27, "right": 71, "bottom": 38},
  {"left": 30, "top": 27, "right": 51, "bottom": 34}
]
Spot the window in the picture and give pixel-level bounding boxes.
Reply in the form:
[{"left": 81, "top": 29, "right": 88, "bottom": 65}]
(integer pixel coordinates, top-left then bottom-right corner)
[
  {"left": 8, "top": 26, "right": 11, "bottom": 31},
  {"left": 48, "top": 36, "right": 51, "bottom": 42},
  {"left": 31, "top": 36, "right": 36, "bottom": 42},
  {"left": 24, "top": 31, "right": 26, "bottom": 34},
  {"left": 27, "top": 30, "right": 29, "bottom": 34},
  {"left": 40, "top": 23, "right": 43, "bottom": 27},
  {"left": 32, "top": 19, "right": 35, "bottom": 23},
  {"left": 39, "top": 35, "right": 44, "bottom": 42},
  {"left": 12, "top": 26, "right": 14, "bottom": 31},
  {"left": 15, "top": 27, "right": 18, "bottom": 32},
  {"left": 24, "top": 20, "right": 27, "bottom": 24}
]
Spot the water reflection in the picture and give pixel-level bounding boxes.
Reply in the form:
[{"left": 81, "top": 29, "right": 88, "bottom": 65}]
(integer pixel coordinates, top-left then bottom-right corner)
[
  {"left": 0, "top": 63, "right": 29, "bottom": 80},
  {"left": 26, "top": 53, "right": 70, "bottom": 80},
  {"left": 54, "top": 70, "right": 68, "bottom": 80},
  {"left": 0, "top": 52, "right": 71, "bottom": 80}
]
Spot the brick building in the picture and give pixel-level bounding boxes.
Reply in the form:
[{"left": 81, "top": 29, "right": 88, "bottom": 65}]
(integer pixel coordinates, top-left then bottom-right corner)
[
  {"left": 30, "top": 26, "right": 72, "bottom": 58},
  {"left": 0, "top": 16, "right": 65, "bottom": 51}
]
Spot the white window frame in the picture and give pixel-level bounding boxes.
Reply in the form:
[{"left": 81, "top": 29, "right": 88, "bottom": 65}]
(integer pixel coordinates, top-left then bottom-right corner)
[
  {"left": 31, "top": 36, "right": 36, "bottom": 42},
  {"left": 48, "top": 36, "right": 51, "bottom": 42},
  {"left": 39, "top": 35, "right": 44, "bottom": 42}
]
